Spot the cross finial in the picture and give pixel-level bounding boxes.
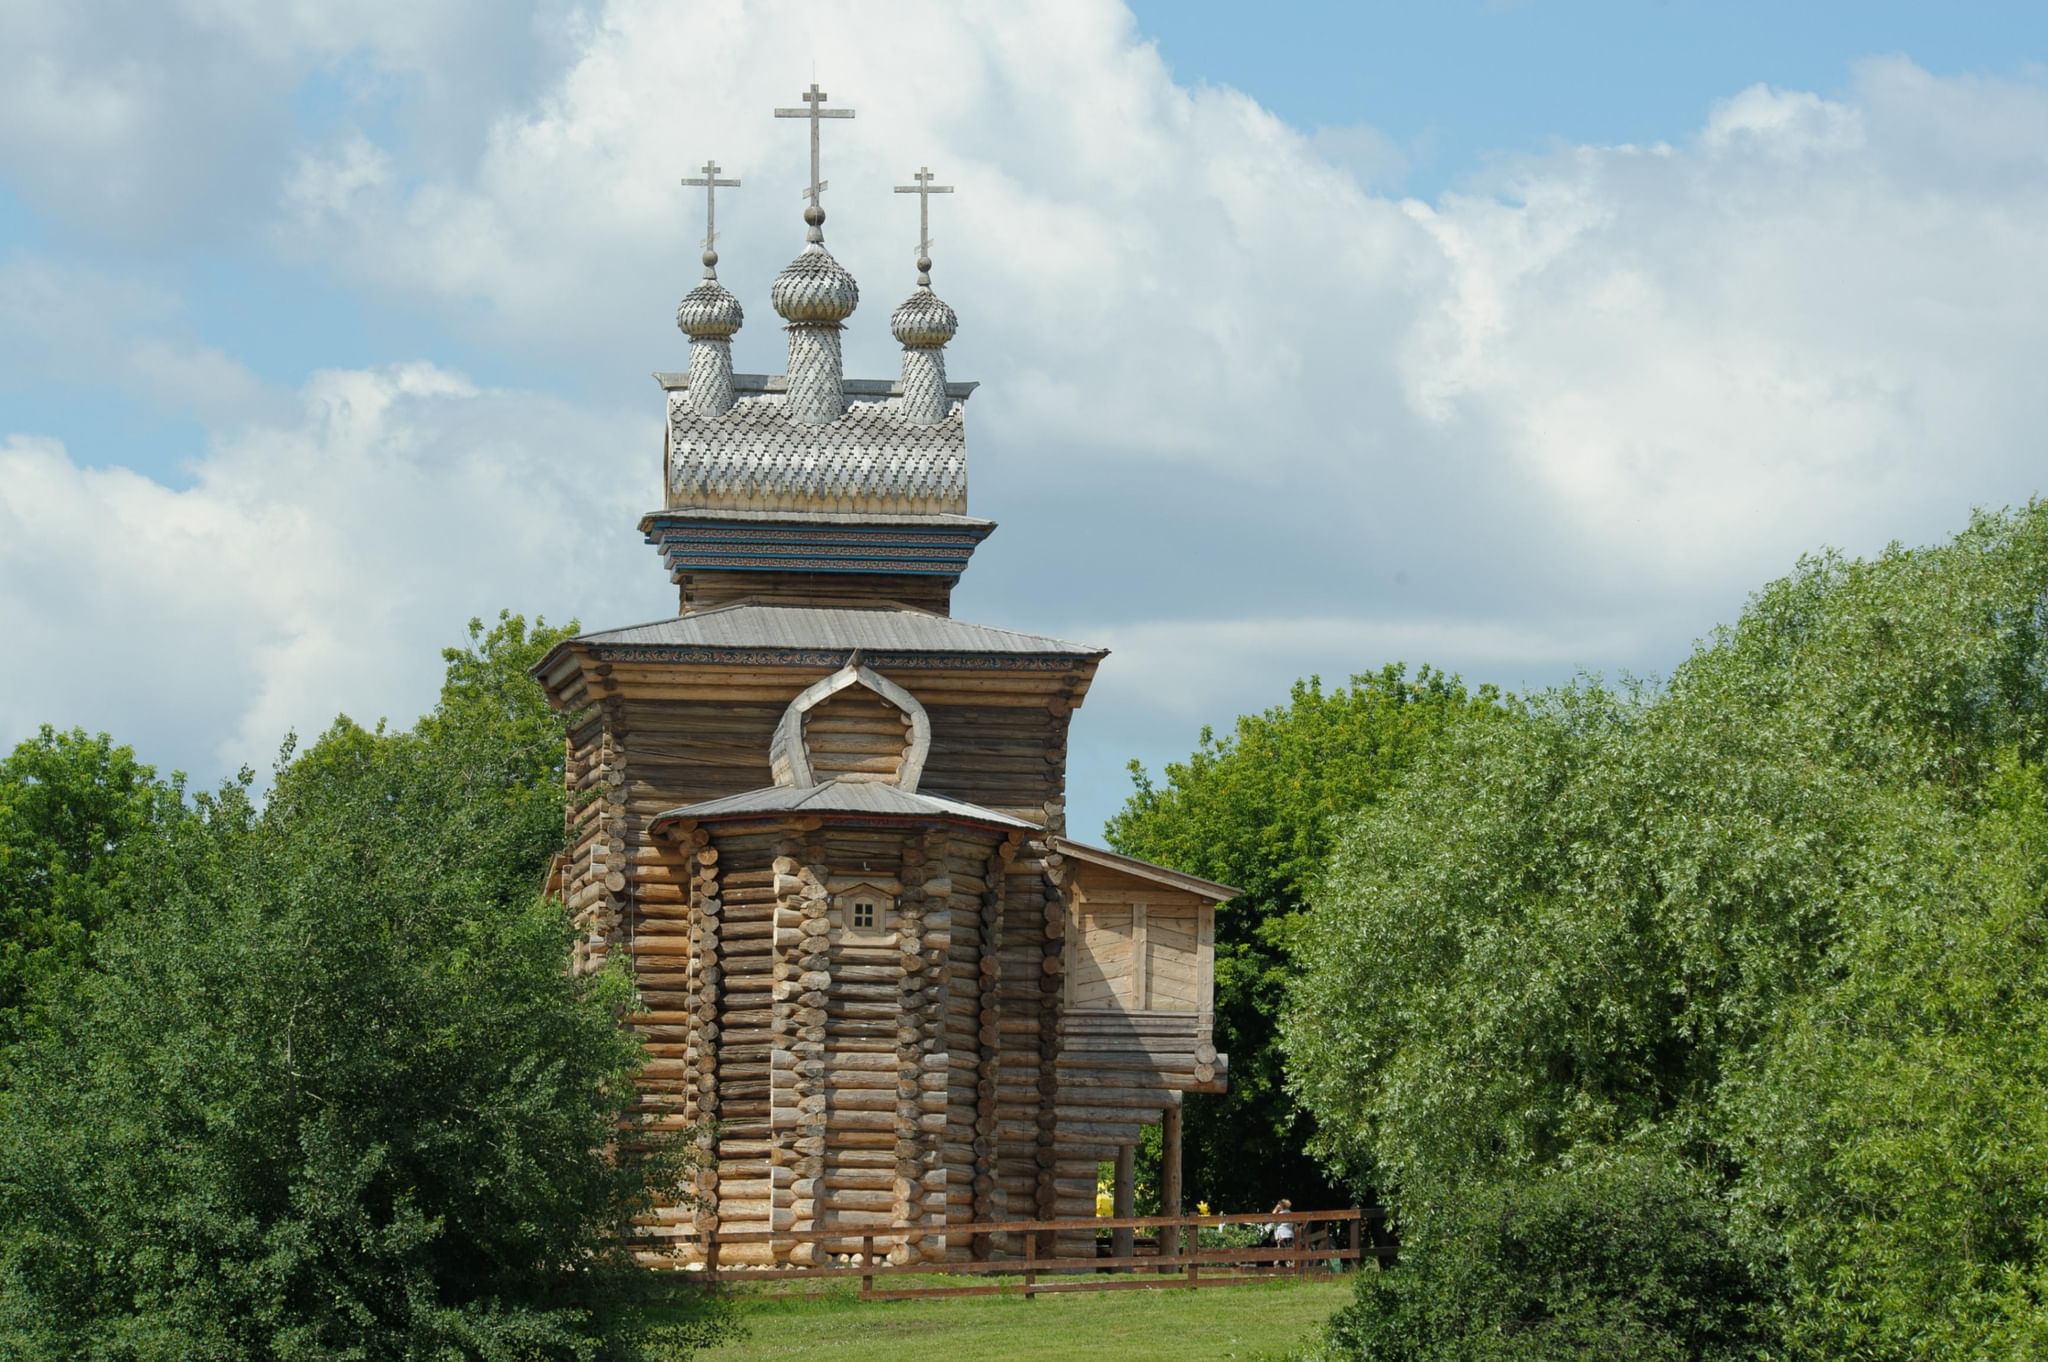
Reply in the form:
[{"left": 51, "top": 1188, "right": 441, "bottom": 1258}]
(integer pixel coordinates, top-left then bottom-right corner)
[
  {"left": 773, "top": 82, "right": 855, "bottom": 243},
  {"left": 680, "top": 159, "right": 740, "bottom": 278},
  {"left": 893, "top": 165, "right": 955, "bottom": 287}
]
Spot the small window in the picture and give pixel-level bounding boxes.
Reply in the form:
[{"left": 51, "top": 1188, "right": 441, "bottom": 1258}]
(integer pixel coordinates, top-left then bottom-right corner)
[{"left": 831, "top": 882, "right": 896, "bottom": 938}]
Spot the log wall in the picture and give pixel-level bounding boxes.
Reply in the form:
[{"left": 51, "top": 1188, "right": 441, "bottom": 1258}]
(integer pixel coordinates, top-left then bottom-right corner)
[{"left": 552, "top": 650, "right": 1219, "bottom": 1270}]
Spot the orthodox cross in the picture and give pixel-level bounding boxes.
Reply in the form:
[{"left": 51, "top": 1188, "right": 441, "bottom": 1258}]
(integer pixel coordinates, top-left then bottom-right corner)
[
  {"left": 894, "top": 166, "right": 954, "bottom": 286},
  {"left": 680, "top": 159, "right": 739, "bottom": 276},
  {"left": 774, "top": 83, "right": 855, "bottom": 238}
]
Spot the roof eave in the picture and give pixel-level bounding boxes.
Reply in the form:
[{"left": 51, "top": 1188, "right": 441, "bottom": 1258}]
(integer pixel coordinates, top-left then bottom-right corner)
[
  {"left": 1051, "top": 837, "right": 1241, "bottom": 902},
  {"left": 652, "top": 805, "right": 1038, "bottom": 837}
]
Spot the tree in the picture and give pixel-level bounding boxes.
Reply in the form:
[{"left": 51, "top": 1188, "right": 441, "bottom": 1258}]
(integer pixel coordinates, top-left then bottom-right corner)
[
  {"left": 0, "top": 726, "right": 186, "bottom": 1049},
  {"left": 1287, "top": 504, "right": 2048, "bottom": 1359},
  {"left": 1721, "top": 752, "right": 2048, "bottom": 1359},
  {"left": 1107, "top": 665, "right": 1503, "bottom": 1211},
  {"left": 0, "top": 613, "right": 734, "bottom": 1360}
]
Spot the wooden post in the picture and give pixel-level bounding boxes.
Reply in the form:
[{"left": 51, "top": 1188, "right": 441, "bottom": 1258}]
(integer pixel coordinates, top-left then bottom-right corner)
[
  {"left": 1112, "top": 1144, "right": 1136, "bottom": 1263},
  {"left": 862, "top": 1233, "right": 875, "bottom": 1300},
  {"left": 705, "top": 1228, "right": 720, "bottom": 1287},
  {"left": 1023, "top": 1224, "right": 1038, "bottom": 1300},
  {"left": 1160, "top": 1105, "right": 1183, "bottom": 1265},
  {"left": 1349, "top": 1208, "right": 1362, "bottom": 1274}
]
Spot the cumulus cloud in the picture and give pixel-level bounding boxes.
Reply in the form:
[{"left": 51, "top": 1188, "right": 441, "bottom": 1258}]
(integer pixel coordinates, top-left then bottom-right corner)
[
  {"left": 0, "top": 367, "right": 666, "bottom": 781},
  {"left": 0, "top": 0, "right": 574, "bottom": 244},
  {"left": 2, "top": 4, "right": 2046, "bottom": 833}
]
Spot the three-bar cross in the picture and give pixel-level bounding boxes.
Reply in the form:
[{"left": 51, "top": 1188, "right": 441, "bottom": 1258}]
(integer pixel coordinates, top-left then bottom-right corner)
[
  {"left": 774, "top": 83, "right": 855, "bottom": 236},
  {"left": 894, "top": 166, "right": 954, "bottom": 285},
  {"left": 680, "top": 159, "right": 739, "bottom": 274}
]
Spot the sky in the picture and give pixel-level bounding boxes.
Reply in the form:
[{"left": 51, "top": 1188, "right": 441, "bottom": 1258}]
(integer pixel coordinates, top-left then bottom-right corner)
[{"left": 2, "top": 1, "right": 2046, "bottom": 838}]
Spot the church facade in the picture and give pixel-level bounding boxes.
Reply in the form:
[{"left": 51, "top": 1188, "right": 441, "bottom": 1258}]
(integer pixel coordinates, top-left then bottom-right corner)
[{"left": 531, "top": 90, "right": 1231, "bottom": 1268}]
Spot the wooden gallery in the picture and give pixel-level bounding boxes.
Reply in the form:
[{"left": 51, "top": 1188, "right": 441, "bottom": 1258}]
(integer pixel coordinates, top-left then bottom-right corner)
[{"left": 532, "top": 93, "right": 1233, "bottom": 1268}]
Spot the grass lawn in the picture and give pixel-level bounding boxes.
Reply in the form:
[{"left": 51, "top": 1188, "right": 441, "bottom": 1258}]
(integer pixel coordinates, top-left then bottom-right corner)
[{"left": 696, "top": 1276, "right": 1351, "bottom": 1362}]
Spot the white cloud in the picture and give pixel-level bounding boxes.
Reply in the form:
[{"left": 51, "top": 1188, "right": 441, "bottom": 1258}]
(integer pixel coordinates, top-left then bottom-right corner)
[
  {"left": 0, "top": 256, "right": 280, "bottom": 430},
  {"left": 0, "top": 0, "right": 574, "bottom": 244},
  {"left": 284, "top": 134, "right": 393, "bottom": 222},
  {"left": 1079, "top": 614, "right": 1646, "bottom": 722},
  {"left": 1700, "top": 84, "right": 1864, "bottom": 157},
  {"left": 0, "top": 367, "right": 667, "bottom": 781},
  {"left": 267, "top": 15, "right": 2048, "bottom": 608},
  {"left": 3, "top": 7, "right": 2047, "bottom": 835}
]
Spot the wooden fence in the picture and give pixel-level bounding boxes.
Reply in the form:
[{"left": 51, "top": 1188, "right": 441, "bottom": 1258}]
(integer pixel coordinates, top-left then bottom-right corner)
[{"left": 687, "top": 1208, "right": 1391, "bottom": 1300}]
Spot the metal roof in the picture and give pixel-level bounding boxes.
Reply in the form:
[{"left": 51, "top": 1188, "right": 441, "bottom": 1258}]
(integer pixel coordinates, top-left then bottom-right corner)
[
  {"left": 567, "top": 603, "right": 1104, "bottom": 657},
  {"left": 667, "top": 392, "right": 967, "bottom": 514},
  {"left": 653, "top": 779, "right": 1037, "bottom": 831}
]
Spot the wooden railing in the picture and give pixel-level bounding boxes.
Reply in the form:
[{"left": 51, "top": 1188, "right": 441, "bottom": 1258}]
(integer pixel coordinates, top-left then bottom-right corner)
[{"left": 683, "top": 1208, "right": 1390, "bottom": 1300}]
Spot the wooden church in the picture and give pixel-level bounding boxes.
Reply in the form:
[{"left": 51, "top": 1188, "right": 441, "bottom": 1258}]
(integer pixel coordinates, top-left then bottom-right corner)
[{"left": 531, "top": 87, "right": 1233, "bottom": 1268}]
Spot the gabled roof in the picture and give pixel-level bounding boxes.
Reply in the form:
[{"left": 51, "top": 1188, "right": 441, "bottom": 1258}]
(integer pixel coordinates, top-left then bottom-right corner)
[
  {"left": 651, "top": 779, "right": 1037, "bottom": 833},
  {"left": 557, "top": 603, "right": 1103, "bottom": 658},
  {"left": 1052, "top": 837, "right": 1241, "bottom": 902}
]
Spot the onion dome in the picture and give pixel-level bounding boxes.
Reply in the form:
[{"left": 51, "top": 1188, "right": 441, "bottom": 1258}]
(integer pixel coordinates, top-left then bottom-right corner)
[
  {"left": 771, "top": 244, "right": 860, "bottom": 324},
  {"left": 890, "top": 281, "right": 958, "bottom": 349},
  {"left": 676, "top": 273, "right": 744, "bottom": 339},
  {"left": 772, "top": 209, "right": 860, "bottom": 325}
]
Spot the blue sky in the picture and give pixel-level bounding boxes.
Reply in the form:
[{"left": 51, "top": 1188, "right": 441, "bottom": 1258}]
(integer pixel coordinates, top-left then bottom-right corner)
[
  {"left": 2, "top": 1, "right": 2045, "bottom": 837},
  {"left": 1133, "top": 2, "right": 2048, "bottom": 194}
]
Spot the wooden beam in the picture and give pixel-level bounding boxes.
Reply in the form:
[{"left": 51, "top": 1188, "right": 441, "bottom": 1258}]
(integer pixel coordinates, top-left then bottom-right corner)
[
  {"left": 1171, "top": 1097, "right": 1187, "bottom": 1228},
  {"left": 1112, "top": 1144, "right": 1135, "bottom": 1260}
]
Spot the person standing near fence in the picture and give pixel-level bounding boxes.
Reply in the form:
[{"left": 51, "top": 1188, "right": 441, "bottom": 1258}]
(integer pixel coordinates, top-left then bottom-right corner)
[{"left": 1265, "top": 1199, "right": 1295, "bottom": 1252}]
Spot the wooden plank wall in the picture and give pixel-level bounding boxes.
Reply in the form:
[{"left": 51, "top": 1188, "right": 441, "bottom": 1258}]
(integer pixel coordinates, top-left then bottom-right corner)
[
  {"left": 1065, "top": 877, "right": 1215, "bottom": 1015},
  {"left": 1048, "top": 868, "right": 1223, "bottom": 1256},
  {"left": 678, "top": 571, "right": 955, "bottom": 614}
]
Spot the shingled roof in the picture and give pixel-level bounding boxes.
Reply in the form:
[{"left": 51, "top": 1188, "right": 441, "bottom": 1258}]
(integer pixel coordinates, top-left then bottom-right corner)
[{"left": 667, "top": 391, "right": 967, "bottom": 514}]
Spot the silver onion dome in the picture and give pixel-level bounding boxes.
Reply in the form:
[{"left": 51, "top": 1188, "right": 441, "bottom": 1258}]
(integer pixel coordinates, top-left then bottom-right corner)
[
  {"left": 890, "top": 283, "right": 958, "bottom": 349},
  {"left": 771, "top": 239, "right": 860, "bottom": 325},
  {"left": 676, "top": 275, "right": 744, "bottom": 339}
]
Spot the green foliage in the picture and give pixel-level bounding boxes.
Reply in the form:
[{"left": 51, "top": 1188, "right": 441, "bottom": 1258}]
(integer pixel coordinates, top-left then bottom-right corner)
[
  {"left": 1286, "top": 504, "right": 2048, "bottom": 1359},
  {"left": 1107, "top": 666, "right": 1503, "bottom": 1211},
  {"left": 0, "top": 612, "right": 735, "bottom": 1360},
  {"left": 1723, "top": 753, "right": 2048, "bottom": 1359},
  {"left": 1316, "top": 1152, "right": 1769, "bottom": 1362},
  {"left": 0, "top": 726, "right": 187, "bottom": 1048}
]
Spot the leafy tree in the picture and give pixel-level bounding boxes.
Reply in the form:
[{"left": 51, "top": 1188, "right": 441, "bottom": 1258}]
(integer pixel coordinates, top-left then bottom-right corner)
[
  {"left": 1287, "top": 504, "right": 2048, "bottom": 1359},
  {"left": 1722, "top": 753, "right": 2048, "bottom": 1359},
  {"left": 1107, "top": 666, "right": 1503, "bottom": 1211},
  {"left": 0, "top": 726, "right": 187, "bottom": 1048},
  {"left": 0, "top": 613, "right": 734, "bottom": 1360}
]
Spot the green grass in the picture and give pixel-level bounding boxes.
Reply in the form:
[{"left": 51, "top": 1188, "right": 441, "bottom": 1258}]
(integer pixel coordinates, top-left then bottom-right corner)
[{"left": 696, "top": 1276, "right": 1351, "bottom": 1362}]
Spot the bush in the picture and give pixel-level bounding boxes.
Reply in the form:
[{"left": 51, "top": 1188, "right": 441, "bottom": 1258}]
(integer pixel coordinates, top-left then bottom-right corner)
[{"left": 1317, "top": 1153, "right": 1769, "bottom": 1362}]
